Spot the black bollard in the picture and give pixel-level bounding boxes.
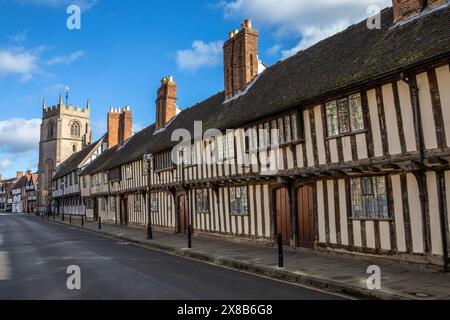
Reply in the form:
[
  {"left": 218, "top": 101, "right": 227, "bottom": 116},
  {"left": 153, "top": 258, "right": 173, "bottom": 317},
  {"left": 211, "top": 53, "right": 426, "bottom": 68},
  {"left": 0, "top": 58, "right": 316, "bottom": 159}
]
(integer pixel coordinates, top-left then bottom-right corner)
[
  {"left": 98, "top": 217, "right": 102, "bottom": 230},
  {"left": 188, "top": 225, "right": 192, "bottom": 249},
  {"left": 278, "top": 233, "right": 284, "bottom": 268},
  {"left": 62, "top": 213, "right": 65, "bottom": 222},
  {"left": 147, "top": 222, "right": 153, "bottom": 240},
  {"left": 69, "top": 214, "right": 72, "bottom": 224},
  {"left": 81, "top": 215, "right": 84, "bottom": 227}
]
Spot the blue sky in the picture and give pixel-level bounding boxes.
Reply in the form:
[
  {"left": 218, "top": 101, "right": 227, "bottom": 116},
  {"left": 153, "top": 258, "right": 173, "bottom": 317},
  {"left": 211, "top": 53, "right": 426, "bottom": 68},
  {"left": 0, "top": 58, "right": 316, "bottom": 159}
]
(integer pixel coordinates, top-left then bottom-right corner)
[{"left": 0, "top": 0, "right": 391, "bottom": 178}]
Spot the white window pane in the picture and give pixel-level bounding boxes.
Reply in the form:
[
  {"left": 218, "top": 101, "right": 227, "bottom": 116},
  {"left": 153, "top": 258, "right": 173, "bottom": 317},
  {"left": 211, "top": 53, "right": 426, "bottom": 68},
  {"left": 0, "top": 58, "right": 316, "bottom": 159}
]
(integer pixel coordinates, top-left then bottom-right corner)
[
  {"left": 326, "top": 101, "right": 339, "bottom": 136},
  {"left": 349, "top": 94, "right": 364, "bottom": 131}
]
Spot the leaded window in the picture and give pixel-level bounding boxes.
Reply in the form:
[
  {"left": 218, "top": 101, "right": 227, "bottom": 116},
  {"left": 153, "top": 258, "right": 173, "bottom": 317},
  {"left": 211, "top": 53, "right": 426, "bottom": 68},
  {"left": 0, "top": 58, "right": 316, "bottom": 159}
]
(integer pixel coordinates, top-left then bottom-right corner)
[
  {"left": 195, "top": 189, "right": 210, "bottom": 214},
  {"left": 150, "top": 193, "right": 158, "bottom": 212},
  {"left": 230, "top": 186, "right": 249, "bottom": 215},
  {"left": 326, "top": 93, "right": 364, "bottom": 137},
  {"left": 70, "top": 122, "right": 80, "bottom": 137},
  {"left": 326, "top": 101, "right": 339, "bottom": 136},
  {"left": 338, "top": 98, "right": 351, "bottom": 134},
  {"left": 349, "top": 94, "right": 364, "bottom": 131},
  {"left": 125, "top": 164, "right": 133, "bottom": 180},
  {"left": 134, "top": 195, "right": 141, "bottom": 212},
  {"left": 351, "top": 176, "right": 388, "bottom": 219}
]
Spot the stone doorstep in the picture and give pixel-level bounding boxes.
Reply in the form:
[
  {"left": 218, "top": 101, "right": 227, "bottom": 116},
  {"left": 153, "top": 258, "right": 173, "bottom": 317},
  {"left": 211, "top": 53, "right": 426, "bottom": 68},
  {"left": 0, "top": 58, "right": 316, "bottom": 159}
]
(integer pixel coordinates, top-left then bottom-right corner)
[{"left": 37, "top": 216, "right": 425, "bottom": 300}]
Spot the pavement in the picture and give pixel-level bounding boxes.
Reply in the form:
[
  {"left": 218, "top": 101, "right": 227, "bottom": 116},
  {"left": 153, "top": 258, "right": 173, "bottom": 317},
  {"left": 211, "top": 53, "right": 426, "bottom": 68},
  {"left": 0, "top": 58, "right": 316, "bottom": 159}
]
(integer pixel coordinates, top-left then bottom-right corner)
[
  {"left": 34, "top": 213, "right": 450, "bottom": 300},
  {"left": 0, "top": 213, "right": 346, "bottom": 300}
]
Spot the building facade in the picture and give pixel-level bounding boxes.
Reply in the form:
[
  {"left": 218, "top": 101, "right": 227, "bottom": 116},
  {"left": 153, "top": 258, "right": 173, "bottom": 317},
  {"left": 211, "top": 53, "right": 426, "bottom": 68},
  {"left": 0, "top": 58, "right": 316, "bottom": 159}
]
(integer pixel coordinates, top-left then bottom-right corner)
[
  {"left": 52, "top": 136, "right": 107, "bottom": 216},
  {"left": 38, "top": 96, "right": 92, "bottom": 210},
  {"left": 24, "top": 171, "right": 38, "bottom": 213},
  {"left": 56, "top": 1, "right": 450, "bottom": 267}
]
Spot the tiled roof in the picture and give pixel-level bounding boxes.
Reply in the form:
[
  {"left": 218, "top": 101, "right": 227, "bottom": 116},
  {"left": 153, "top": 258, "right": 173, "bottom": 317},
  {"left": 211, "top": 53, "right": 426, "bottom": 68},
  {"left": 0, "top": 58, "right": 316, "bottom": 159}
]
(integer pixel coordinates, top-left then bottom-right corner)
[
  {"left": 83, "top": 6, "right": 450, "bottom": 175},
  {"left": 12, "top": 176, "right": 27, "bottom": 189}
]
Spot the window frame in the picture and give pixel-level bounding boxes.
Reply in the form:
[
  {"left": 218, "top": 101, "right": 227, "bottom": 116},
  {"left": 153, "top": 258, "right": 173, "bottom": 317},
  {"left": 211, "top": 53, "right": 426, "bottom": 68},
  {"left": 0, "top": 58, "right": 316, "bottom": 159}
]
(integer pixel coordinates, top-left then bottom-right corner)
[
  {"left": 134, "top": 195, "right": 141, "bottom": 212},
  {"left": 325, "top": 93, "right": 365, "bottom": 138},
  {"left": 150, "top": 193, "right": 158, "bottom": 212},
  {"left": 229, "top": 186, "right": 249, "bottom": 216},
  {"left": 70, "top": 121, "right": 81, "bottom": 137},
  {"left": 350, "top": 176, "right": 389, "bottom": 220},
  {"left": 125, "top": 164, "right": 133, "bottom": 180},
  {"left": 195, "top": 189, "right": 210, "bottom": 214}
]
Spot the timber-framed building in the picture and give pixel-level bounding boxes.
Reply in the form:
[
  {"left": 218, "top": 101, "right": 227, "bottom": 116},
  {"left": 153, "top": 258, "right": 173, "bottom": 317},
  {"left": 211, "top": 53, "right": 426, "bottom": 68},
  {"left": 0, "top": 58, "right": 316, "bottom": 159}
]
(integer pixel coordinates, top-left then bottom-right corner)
[{"left": 55, "top": 0, "right": 450, "bottom": 266}]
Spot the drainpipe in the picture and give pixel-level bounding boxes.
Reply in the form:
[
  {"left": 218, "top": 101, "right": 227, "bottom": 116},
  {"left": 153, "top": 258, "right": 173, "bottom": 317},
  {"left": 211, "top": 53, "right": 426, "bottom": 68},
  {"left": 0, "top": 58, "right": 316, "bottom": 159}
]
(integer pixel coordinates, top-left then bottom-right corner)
[{"left": 401, "top": 73, "right": 449, "bottom": 273}]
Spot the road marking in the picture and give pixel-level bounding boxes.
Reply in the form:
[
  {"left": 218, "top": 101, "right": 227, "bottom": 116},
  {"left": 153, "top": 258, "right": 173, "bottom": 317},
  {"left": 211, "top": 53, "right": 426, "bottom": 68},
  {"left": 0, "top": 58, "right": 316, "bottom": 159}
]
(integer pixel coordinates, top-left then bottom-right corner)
[{"left": 0, "top": 251, "right": 11, "bottom": 280}]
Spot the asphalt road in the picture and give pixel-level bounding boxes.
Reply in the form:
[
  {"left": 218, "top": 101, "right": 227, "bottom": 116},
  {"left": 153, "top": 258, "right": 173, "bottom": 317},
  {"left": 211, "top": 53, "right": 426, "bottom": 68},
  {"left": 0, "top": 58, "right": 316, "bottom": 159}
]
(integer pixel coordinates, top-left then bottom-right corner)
[{"left": 0, "top": 214, "right": 346, "bottom": 300}]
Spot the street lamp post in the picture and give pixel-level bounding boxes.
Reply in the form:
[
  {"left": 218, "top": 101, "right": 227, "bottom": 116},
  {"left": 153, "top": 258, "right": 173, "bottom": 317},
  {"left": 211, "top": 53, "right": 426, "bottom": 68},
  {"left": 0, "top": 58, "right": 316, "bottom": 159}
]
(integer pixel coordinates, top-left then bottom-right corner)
[
  {"left": 180, "top": 149, "right": 192, "bottom": 249},
  {"left": 144, "top": 150, "right": 154, "bottom": 240}
]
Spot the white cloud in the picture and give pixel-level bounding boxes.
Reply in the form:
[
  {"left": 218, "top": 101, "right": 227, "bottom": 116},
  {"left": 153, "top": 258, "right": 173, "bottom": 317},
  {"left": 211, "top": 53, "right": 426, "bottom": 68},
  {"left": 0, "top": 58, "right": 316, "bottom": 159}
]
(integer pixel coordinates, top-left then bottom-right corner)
[
  {"left": 176, "top": 41, "right": 224, "bottom": 71},
  {"left": 46, "top": 50, "right": 86, "bottom": 66},
  {"left": 0, "top": 49, "right": 38, "bottom": 81},
  {"left": 0, "top": 118, "right": 41, "bottom": 154},
  {"left": 220, "top": 0, "right": 391, "bottom": 58}
]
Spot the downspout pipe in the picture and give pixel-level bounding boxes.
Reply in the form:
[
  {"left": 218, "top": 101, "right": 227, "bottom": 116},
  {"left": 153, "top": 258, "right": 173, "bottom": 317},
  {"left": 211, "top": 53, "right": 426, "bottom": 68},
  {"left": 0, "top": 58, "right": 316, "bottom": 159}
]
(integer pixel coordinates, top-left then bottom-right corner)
[{"left": 400, "top": 73, "right": 449, "bottom": 273}]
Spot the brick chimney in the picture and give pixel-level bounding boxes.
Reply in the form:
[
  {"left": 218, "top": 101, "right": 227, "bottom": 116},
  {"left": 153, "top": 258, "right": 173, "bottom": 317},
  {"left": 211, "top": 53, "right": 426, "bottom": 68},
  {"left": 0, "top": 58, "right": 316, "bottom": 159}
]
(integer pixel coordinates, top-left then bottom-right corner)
[
  {"left": 107, "top": 107, "right": 133, "bottom": 148},
  {"left": 224, "top": 19, "right": 259, "bottom": 100},
  {"left": 118, "top": 106, "right": 132, "bottom": 146},
  {"left": 156, "top": 76, "right": 177, "bottom": 130},
  {"left": 393, "top": 0, "right": 448, "bottom": 23},
  {"left": 107, "top": 108, "right": 120, "bottom": 148},
  {"left": 16, "top": 171, "right": 23, "bottom": 178},
  {"left": 26, "top": 170, "right": 32, "bottom": 176}
]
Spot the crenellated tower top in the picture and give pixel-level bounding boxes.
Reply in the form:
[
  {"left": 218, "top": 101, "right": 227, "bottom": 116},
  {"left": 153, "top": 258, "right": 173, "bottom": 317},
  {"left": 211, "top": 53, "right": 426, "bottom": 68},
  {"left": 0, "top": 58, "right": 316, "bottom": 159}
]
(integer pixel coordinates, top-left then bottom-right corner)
[{"left": 42, "top": 95, "right": 91, "bottom": 119}]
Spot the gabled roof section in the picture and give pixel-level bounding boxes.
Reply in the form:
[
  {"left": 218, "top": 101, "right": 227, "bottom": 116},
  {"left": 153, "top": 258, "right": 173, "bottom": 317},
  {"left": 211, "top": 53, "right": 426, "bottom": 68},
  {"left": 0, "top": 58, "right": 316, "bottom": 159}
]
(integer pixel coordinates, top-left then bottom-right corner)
[
  {"left": 12, "top": 176, "right": 27, "bottom": 189},
  {"left": 82, "top": 6, "right": 450, "bottom": 176},
  {"left": 53, "top": 137, "right": 105, "bottom": 180}
]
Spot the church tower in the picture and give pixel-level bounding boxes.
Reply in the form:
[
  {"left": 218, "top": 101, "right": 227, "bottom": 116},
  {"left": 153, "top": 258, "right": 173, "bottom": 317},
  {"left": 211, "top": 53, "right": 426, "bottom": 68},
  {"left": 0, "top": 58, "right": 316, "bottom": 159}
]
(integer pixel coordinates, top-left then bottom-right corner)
[{"left": 38, "top": 95, "right": 92, "bottom": 207}]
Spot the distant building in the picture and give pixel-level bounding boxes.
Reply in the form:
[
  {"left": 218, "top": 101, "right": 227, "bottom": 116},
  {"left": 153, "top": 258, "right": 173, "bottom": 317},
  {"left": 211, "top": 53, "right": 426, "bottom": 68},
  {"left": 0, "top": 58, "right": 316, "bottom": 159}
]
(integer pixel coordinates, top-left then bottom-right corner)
[
  {"left": 0, "top": 173, "right": 21, "bottom": 212},
  {"left": 12, "top": 171, "right": 26, "bottom": 213},
  {"left": 24, "top": 171, "right": 39, "bottom": 213}
]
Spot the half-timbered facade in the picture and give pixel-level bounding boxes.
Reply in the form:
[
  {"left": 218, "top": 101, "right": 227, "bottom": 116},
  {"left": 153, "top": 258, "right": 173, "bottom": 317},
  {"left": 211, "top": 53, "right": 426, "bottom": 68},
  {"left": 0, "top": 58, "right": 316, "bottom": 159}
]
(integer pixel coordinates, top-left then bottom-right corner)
[
  {"left": 52, "top": 137, "right": 106, "bottom": 216},
  {"left": 78, "top": 1, "right": 450, "bottom": 266}
]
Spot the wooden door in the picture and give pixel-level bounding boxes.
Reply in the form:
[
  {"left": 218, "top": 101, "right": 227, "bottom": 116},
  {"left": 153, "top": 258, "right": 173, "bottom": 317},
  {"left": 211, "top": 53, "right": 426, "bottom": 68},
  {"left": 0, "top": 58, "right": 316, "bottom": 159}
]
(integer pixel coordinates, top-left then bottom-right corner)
[
  {"left": 178, "top": 195, "right": 188, "bottom": 234},
  {"left": 297, "top": 186, "right": 315, "bottom": 247},
  {"left": 275, "top": 188, "right": 291, "bottom": 245},
  {"left": 120, "top": 197, "right": 128, "bottom": 225}
]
